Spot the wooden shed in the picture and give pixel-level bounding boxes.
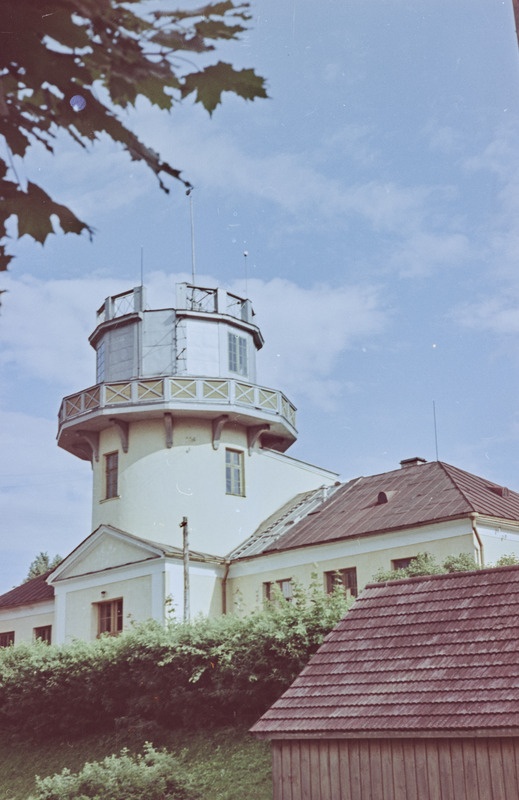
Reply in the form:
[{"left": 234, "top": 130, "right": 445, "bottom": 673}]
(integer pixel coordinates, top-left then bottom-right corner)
[{"left": 251, "top": 564, "right": 519, "bottom": 800}]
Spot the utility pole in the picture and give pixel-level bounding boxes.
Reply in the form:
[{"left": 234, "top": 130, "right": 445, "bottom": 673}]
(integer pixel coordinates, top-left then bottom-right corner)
[{"left": 180, "top": 516, "right": 190, "bottom": 622}]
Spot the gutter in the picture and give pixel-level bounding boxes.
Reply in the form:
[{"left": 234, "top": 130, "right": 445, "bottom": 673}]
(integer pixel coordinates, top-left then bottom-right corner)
[
  {"left": 221, "top": 560, "right": 231, "bottom": 614},
  {"left": 470, "top": 512, "right": 484, "bottom": 566}
]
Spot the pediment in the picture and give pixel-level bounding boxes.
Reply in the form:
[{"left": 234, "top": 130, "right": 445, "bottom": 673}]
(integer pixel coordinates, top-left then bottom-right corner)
[{"left": 50, "top": 526, "right": 164, "bottom": 581}]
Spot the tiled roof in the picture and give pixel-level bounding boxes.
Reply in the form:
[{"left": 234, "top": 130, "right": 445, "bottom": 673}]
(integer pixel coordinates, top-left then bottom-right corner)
[
  {"left": 251, "top": 565, "right": 519, "bottom": 738},
  {"left": 0, "top": 570, "right": 55, "bottom": 608},
  {"left": 261, "top": 460, "right": 519, "bottom": 554}
]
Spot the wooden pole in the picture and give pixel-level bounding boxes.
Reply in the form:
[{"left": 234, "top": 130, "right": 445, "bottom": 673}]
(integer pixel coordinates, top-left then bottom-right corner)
[{"left": 180, "top": 516, "right": 190, "bottom": 622}]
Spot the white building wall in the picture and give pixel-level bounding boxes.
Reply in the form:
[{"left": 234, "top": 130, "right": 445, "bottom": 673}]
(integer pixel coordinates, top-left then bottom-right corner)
[
  {"left": 478, "top": 522, "right": 519, "bottom": 565},
  {"left": 92, "top": 418, "right": 337, "bottom": 556},
  {"left": 54, "top": 561, "right": 164, "bottom": 643},
  {"left": 227, "top": 519, "right": 480, "bottom": 615},
  {"left": 0, "top": 602, "right": 55, "bottom": 645},
  {"left": 183, "top": 317, "right": 257, "bottom": 381}
]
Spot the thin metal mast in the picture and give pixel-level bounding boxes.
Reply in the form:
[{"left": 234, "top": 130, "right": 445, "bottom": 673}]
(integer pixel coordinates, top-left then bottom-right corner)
[
  {"left": 243, "top": 250, "right": 249, "bottom": 297},
  {"left": 433, "top": 400, "right": 439, "bottom": 461},
  {"left": 187, "top": 188, "right": 196, "bottom": 284}
]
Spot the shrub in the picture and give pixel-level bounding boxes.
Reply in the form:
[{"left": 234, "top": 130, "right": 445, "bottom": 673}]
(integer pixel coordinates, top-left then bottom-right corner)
[
  {"left": 0, "top": 578, "right": 352, "bottom": 738},
  {"left": 30, "top": 743, "right": 196, "bottom": 800},
  {"left": 372, "top": 551, "right": 483, "bottom": 583}
]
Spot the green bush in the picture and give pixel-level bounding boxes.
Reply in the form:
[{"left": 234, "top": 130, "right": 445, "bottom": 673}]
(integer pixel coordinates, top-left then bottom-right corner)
[
  {"left": 0, "top": 578, "right": 352, "bottom": 739},
  {"left": 372, "top": 551, "right": 519, "bottom": 584},
  {"left": 30, "top": 743, "right": 196, "bottom": 800}
]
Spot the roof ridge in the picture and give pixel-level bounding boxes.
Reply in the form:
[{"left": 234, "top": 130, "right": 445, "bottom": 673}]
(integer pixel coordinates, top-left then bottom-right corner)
[{"left": 435, "top": 461, "right": 478, "bottom": 512}]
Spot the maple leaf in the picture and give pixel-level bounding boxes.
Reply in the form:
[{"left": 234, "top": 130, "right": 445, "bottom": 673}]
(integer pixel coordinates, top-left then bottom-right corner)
[
  {"left": 0, "top": 0, "right": 266, "bottom": 270},
  {"left": 182, "top": 62, "right": 268, "bottom": 114}
]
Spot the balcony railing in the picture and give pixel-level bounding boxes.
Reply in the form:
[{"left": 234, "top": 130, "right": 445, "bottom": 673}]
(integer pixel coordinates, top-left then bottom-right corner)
[
  {"left": 95, "top": 284, "right": 253, "bottom": 326},
  {"left": 59, "top": 377, "right": 297, "bottom": 431}
]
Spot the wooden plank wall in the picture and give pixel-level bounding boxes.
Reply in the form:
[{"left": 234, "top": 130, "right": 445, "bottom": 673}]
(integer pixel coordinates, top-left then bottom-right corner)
[{"left": 271, "top": 737, "right": 519, "bottom": 800}]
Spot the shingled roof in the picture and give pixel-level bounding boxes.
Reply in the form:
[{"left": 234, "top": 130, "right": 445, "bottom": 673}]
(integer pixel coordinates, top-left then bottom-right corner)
[
  {"left": 256, "top": 459, "right": 519, "bottom": 555},
  {"left": 0, "top": 570, "right": 55, "bottom": 609},
  {"left": 251, "top": 564, "right": 519, "bottom": 738}
]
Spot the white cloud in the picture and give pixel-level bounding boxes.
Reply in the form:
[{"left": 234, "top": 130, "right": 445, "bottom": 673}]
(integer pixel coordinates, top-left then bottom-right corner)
[
  {"left": 131, "top": 106, "right": 436, "bottom": 234},
  {"left": 1, "top": 271, "right": 388, "bottom": 407},
  {"left": 228, "top": 277, "right": 388, "bottom": 410},
  {"left": 455, "top": 295, "right": 519, "bottom": 336},
  {"left": 0, "top": 273, "right": 131, "bottom": 389},
  {"left": 0, "top": 408, "right": 91, "bottom": 592},
  {"left": 389, "top": 231, "right": 471, "bottom": 277}
]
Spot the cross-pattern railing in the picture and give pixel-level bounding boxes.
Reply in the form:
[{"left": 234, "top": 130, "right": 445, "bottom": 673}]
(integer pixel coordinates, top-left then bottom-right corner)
[{"left": 59, "top": 377, "right": 297, "bottom": 430}]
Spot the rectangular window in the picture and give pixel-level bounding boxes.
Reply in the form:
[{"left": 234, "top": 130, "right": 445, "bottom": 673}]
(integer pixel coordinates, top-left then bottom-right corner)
[
  {"left": 34, "top": 625, "right": 52, "bottom": 644},
  {"left": 225, "top": 449, "right": 245, "bottom": 496},
  {"left": 105, "top": 452, "right": 119, "bottom": 499},
  {"left": 97, "top": 599, "right": 123, "bottom": 637},
  {"left": 263, "top": 579, "right": 293, "bottom": 603},
  {"left": 0, "top": 631, "right": 14, "bottom": 647},
  {"left": 325, "top": 567, "right": 358, "bottom": 597},
  {"left": 228, "top": 332, "right": 248, "bottom": 377},
  {"left": 392, "top": 556, "right": 416, "bottom": 571}
]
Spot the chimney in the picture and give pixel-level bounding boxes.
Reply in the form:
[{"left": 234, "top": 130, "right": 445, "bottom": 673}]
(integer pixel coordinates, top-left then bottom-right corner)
[{"left": 400, "top": 457, "right": 427, "bottom": 469}]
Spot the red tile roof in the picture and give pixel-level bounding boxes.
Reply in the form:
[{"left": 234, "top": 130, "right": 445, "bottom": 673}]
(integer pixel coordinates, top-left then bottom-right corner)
[
  {"left": 0, "top": 570, "right": 54, "bottom": 608},
  {"left": 263, "top": 460, "right": 519, "bottom": 553},
  {"left": 251, "top": 564, "right": 519, "bottom": 737}
]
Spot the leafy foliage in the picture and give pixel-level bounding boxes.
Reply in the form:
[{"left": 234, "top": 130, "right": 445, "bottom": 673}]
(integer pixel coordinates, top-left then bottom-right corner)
[
  {"left": 0, "top": 0, "right": 267, "bottom": 269},
  {"left": 372, "top": 552, "right": 443, "bottom": 582},
  {"left": 494, "top": 553, "right": 519, "bottom": 566},
  {"left": 25, "top": 551, "right": 62, "bottom": 582},
  {"left": 30, "top": 743, "right": 196, "bottom": 800},
  {"left": 0, "top": 579, "right": 351, "bottom": 739},
  {"left": 372, "top": 552, "right": 519, "bottom": 583}
]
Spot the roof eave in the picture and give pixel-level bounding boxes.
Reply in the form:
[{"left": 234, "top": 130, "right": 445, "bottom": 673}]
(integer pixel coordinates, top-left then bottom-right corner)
[
  {"left": 252, "top": 727, "right": 519, "bottom": 741},
  {"left": 261, "top": 512, "right": 478, "bottom": 557}
]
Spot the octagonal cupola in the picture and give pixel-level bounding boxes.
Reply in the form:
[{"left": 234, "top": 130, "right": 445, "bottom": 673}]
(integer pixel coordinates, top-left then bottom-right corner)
[{"left": 57, "top": 282, "right": 297, "bottom": 462}]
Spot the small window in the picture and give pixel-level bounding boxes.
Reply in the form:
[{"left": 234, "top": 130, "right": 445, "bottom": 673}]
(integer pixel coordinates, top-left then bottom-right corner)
[
  {"left": 0, "top": 631, "right": 14, "bottom": 647},
  {"left": 392, "top": 556, "right": 416, "bottom": 571},
  {"left": 97, "top": 599, "right": 123, "bottom": 637},
  {"left": 105, "top": 452, "right": 119, "bottom": 499},
  {"left": 96, "top": 340, "right": 106, "bottom": 383},
  {"left": 226, "top": 449, "right": 245, "bottom": 496},
  {"left": 325, "top": 567, "right": 358, "bottom": 598},
  {"left": 228, "top": 332, "right": 248, "bottom": 377},
  {"left": 263, "top": 579, "right": 293, "bottom": 603},
  {"left": 34, "top": 625, "right": 52, "bottom": 644}
]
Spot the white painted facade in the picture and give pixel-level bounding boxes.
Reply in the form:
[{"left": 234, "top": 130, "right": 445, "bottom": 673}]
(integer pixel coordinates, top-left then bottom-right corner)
[{"left": 3, "top": 282, "right": 519, "bottom": 647}]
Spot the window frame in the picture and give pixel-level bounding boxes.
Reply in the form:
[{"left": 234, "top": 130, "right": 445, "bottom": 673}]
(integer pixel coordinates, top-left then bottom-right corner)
[
  {"left": 0, "top": 631, "right": 14, "bottom": 647},
  {"left": 263, "top": 578, "right": 293, "bottom": 603},
  {"left": 225, "top": 448, "right": 245, "bottom": 496},
  {"left": 324, "top": 567, "right": 358, "bottom": 598},
  {"left": 104, "top": 451, "right": 119, "bottom": 499},
  {"left": 228, "top": 331, "right": 248, "bottom": 377},
  {"left": 96, "top": 598, "right": 123, "bottom": 637},
  {"left": 34, "top": 625, "right": 52, "bottom": 644},
  {"left": 392, "top": 556, "right": 416, "bottom": 571}
]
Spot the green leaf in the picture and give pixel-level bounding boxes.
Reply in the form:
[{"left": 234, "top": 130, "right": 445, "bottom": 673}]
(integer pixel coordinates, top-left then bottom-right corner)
[
  {"left": 182, "top": 62, "right": 268, "bottom": 114},
  {"left": 8, "top": 181, "right": 92, "bottom": 244},
  {"left": 0, "top": 0, "right": 266, "bottom": 268}
]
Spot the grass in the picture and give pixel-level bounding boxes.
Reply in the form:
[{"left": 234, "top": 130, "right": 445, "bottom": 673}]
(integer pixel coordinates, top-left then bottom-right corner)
[{"left": 0, "top": 725, "right": 272, "bottom": 800}]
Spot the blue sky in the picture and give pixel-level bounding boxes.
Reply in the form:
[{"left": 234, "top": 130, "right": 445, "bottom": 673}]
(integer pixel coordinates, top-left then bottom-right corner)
[{"left": 1, "top": 0, "right": 519, "bottom": 592}]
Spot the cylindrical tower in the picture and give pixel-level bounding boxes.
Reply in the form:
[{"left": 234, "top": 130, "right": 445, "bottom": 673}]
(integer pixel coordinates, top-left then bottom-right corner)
[{"left": 57, "top": 283, "right": 333, "bottom": 555}]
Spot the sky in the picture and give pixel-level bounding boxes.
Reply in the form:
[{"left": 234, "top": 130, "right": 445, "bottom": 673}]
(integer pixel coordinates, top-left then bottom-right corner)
[{"left": 1, "top": 0, "right": 519, "bottom": 592}]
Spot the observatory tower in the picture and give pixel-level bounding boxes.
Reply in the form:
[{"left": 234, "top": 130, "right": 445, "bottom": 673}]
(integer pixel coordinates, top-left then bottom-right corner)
[{"left": 57, "top": 283, "right": 335, "bottom": 556}]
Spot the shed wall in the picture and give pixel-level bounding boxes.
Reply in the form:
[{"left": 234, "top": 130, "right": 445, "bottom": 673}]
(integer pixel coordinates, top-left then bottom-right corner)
[{"left": 271, "top": 737, "right": 519, "bottom": 800}]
